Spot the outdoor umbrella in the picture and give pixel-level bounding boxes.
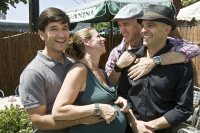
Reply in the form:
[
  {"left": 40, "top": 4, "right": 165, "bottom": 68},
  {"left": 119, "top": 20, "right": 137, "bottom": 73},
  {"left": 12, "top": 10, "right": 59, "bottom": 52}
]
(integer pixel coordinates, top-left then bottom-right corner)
[
  {"left": 66, "top": 0, "right": 175, "bottom": 49},
  {"left": 66, "top": 0, "right": 174, "bottom": 23}
]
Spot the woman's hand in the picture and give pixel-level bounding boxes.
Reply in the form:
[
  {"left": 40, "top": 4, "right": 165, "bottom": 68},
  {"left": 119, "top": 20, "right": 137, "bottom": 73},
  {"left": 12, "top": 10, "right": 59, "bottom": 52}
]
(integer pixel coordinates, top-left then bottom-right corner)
[
  {"left": 99, "top": 104, "right": 118, "bottom": 124},
  {"left": 114, "top": 96, "right": 130, "bottom": 112}
]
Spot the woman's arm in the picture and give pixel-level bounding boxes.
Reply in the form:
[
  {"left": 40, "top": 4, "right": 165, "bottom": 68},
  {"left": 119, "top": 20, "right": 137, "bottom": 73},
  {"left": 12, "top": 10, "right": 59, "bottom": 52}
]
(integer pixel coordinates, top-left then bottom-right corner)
[
  {"left": 52, "top": 63, "right": 117, "bottom": 123},
  {"left": 26, "top": 105, "right": 103, "bottom": 130},
  {"left": 52, "top": 63, "right": 93, "bottom": 120}
]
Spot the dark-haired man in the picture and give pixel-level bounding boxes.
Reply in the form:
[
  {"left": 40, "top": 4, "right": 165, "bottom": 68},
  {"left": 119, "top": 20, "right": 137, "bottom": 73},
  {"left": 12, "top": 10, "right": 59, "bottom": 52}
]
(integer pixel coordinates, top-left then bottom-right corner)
[{"left": 19, "top": 7, "right": 102, "bottom": 133}]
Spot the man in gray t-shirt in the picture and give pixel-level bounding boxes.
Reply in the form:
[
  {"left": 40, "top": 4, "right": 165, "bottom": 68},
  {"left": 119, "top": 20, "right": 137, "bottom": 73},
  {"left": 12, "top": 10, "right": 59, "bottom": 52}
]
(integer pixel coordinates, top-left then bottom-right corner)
[{"left": 19, "top": 7, "right": 102, "bottom": 133}]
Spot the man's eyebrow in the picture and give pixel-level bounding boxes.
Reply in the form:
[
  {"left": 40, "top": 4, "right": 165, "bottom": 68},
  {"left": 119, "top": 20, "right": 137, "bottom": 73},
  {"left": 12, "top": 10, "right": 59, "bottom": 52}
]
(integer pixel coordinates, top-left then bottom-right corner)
[{"left": 49, "top": 25, "right": 57, "bottom": 28}]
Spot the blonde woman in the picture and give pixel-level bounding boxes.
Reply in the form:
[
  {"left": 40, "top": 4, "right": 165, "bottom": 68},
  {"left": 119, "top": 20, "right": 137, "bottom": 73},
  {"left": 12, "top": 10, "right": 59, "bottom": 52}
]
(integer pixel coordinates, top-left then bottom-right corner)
[{"left": 52, "top": 27, "right": 128, "bottom": 133}]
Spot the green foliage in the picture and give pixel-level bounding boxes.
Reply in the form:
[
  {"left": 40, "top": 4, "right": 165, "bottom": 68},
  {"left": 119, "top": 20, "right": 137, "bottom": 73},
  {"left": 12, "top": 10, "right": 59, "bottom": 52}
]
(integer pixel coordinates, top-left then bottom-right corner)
[
  {"left": 0, "top": 105, "right": 33, "bottom": 133},
  {"left": 93, "top": 22, "right": 120, "bottom": 35},
  {"left": 181, "top": 0, "right": 199, "bottom": 7},
  {"left": 0, "top": 0, "right": 28, "bottom": 14},
  {"left": 93, "top": 22, "right": 110, "bottom": 31}
]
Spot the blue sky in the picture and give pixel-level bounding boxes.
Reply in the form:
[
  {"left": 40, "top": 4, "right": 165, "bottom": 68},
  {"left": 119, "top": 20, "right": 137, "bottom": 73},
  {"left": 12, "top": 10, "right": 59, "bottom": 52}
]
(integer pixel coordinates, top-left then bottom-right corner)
[{"left": 6, "top": 0, "right": 93, "bottom": 21}]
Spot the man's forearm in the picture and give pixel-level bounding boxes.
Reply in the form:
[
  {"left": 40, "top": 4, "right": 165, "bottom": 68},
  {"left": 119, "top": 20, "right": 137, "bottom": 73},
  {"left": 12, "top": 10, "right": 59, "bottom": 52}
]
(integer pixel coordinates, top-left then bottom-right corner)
[
  {"left": 31, "top": 114, "right": 81, "bottom": 130},
  {"left": 108, "top": 70, "right": 121, "bottom": 86},
  {"left": 160, "top": 51, "right": 186, "bottom": 65},
  {"left": 169, "top": 37, "right": 200, "bottom": 60},
  {"left": 126, "top": 109, "right": 138, "bottom": 128},
  {"left": 31, "top": 115, "right": 103, "bottom": 130},
  {"left": 147, "top": 116, "right": 171, "bottom": 130},
  {"left": 108, "top": 51, "right": 137, "bottom": 85}
]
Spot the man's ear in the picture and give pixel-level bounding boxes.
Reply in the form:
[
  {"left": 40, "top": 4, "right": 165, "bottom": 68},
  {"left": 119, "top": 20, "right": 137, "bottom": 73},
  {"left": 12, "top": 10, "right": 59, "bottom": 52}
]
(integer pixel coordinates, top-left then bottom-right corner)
[
  {"left": 165, "top": 25, "right": 172, "bottom": 35},
  {"left": 82, "top": 38, "right": 90, "bottom": 46},
  {"left": 38, "top": 30, "right": 45, "bottom": 41}
]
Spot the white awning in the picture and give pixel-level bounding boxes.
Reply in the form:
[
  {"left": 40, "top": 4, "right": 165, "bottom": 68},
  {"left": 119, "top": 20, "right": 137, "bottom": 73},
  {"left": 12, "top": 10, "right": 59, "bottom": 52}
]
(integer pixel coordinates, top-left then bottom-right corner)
[{"left": 177, "top": 1, "right": 200, "bottom": 21}]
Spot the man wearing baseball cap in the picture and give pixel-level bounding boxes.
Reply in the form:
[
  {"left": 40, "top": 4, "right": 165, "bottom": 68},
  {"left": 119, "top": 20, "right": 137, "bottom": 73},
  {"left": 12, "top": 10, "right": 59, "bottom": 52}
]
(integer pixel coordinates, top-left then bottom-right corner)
[
  {"left": 105, "top": 3, "right": 200, "bottom": 85},
  {"left": 126, "top": 4, "right": 193, "bottom": 133}
]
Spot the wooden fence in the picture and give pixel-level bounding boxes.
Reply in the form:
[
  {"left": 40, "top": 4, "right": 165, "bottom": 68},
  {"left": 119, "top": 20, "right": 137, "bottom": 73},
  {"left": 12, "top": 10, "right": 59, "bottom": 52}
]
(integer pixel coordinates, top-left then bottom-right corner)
[
  {"left": 0, "top": 25, "right": 200, "bottom": 96},
  {"left": 0, "top": 32, "right": 44, "bottom": 96},
  {"left": 170, "top": 25, "right": 200, "bottom": 87}
]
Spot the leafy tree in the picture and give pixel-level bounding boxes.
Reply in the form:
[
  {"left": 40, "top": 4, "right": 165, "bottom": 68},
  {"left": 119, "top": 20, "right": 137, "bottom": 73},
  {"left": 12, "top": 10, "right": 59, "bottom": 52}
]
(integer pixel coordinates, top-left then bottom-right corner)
[
  {"left": 0, "top": 0, "right": 28, "bottom": 14},
  {"left": 93, "top": 22, "right": 120, "bottom": 35},
  {"left": 93, "top": 22, "right": 110, "bottom": 31},
  {"left": 181, "top": 0, "right": 199, "bottom": 7}
]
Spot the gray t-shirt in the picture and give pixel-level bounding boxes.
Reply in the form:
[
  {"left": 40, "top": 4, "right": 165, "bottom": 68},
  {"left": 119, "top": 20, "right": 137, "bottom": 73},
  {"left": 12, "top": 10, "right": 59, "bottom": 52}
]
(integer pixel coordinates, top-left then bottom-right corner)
[{"left": 19, "top": 51, "right": 71, "bottom": 133}]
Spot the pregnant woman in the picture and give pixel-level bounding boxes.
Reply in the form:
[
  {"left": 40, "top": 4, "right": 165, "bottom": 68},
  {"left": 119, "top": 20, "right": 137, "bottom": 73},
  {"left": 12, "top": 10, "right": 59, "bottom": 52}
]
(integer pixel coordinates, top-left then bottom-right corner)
[{"left": 52, "top": 27, "right": 127, "bottom": 133}]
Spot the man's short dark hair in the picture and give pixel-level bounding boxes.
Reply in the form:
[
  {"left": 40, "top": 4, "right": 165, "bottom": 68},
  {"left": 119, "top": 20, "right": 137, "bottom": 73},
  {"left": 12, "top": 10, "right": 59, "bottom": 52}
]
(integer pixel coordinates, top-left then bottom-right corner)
[{"left": 38, "top": 7, "right": 70, "bottom": 31}]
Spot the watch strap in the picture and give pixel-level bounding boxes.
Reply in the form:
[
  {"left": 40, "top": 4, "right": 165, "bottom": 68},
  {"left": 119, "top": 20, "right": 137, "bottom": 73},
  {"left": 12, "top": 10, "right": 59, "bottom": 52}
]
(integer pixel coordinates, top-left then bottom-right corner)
[
  {"left": 93, "top": 104, "right": 101, "bottom": 116},
  {"left": 114, "top": 64, "right": 123, "bottom": 72}
]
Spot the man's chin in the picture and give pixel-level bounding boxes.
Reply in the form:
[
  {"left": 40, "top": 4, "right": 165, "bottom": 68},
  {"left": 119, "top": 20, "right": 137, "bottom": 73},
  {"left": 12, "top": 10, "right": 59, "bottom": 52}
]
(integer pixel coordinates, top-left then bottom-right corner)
[
  {"left": 124, "top": 39, "right": 129, "bottom": 44},
  {"left": 143, "top": 39, "right": 147, "bottom": 45}
]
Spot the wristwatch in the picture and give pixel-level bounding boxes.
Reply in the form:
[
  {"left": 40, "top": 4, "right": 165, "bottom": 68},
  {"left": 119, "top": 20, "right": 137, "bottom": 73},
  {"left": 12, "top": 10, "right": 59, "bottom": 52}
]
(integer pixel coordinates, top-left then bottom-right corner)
[
  {"left": 114, "top": 64, "right": 123, "bottom": 72},
  {"left": 92, "top": 104, "right": 101, "bottom": 116},
  {"left": 152, "top": 56, "right": 161, "bottom": 66}
]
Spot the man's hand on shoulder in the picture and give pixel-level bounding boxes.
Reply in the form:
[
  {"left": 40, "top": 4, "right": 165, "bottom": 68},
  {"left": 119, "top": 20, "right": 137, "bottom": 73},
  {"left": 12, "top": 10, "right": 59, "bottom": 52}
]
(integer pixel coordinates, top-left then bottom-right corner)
[
  {"left": 128, "top": 57, "right": 156, "bottom": 80},
  {"left": 116, "top": 51, "right": 136, "bottom": 69}
]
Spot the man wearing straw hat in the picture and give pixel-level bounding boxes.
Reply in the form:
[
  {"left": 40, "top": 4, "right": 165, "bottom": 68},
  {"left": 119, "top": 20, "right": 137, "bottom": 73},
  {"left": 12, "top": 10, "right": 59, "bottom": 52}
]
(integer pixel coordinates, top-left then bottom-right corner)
[{"left": 126, "top": 4, "right": 194, "bottom": 133}]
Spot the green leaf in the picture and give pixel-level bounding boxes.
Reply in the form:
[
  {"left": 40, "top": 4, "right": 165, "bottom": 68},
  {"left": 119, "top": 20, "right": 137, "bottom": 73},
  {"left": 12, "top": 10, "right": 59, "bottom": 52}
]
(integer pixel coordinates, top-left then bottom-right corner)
[
  {"left": 0, "top": 0, "right": 28, "bottom": 14},
  {"left": 181, "top": 0, "right": 199, "bottom": 7},
  {"left": 0, "top": 105, "right": 33, "bottom": 132}
]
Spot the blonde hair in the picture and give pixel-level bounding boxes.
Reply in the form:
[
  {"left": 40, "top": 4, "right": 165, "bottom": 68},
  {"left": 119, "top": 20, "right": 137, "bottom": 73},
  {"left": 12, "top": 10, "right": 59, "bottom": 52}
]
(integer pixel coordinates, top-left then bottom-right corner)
[{"left": 65, "top": 27, "right": 94, "bottom": 60}]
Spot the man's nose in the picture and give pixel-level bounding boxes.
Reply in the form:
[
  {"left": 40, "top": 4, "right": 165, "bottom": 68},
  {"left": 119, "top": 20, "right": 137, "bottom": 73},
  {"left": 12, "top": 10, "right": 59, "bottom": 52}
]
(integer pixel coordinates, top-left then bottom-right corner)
[
  {"left": 57, "top": 30, "right": 66, "bottom": 37},
  {"left": 101, "top": 37, "right": 106, "bottom": 42}
]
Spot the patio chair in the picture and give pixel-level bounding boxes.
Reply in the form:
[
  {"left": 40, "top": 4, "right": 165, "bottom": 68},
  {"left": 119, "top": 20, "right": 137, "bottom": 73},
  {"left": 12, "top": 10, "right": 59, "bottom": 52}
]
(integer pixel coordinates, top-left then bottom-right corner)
[
  {"left": 177, "top": 86, "right": 200, "bottom": 133},
  {"left": 191, "top": 87, "right": 200, "bottom": 130},
  {"left": 0, "top": 89, "right": 4, "bottom": 98},
  {"left": 15, "top": 85, "right": 19, "bottom": 96},
  {"left": 193, "top": 90, "right": 200, "bottom": 106}
]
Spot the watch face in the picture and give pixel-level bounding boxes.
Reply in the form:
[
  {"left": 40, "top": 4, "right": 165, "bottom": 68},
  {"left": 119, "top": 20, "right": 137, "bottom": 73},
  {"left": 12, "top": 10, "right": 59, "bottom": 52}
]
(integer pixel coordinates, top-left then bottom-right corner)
[
  {"left": 93, "top": 108, "right": 101, "bottom": 116},
  {"left": 93, "top": 104, "right": 101, "bottom": 116},
  {"left": 153, "top": 56, "right": 161, "bottom": 65}
]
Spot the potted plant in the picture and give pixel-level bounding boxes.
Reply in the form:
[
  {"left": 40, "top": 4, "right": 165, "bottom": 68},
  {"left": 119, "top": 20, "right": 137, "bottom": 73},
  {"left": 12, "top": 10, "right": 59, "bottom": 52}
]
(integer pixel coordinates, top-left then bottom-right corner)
[{"left": 0, "top": 104, "right": 33, "bottom": 133}]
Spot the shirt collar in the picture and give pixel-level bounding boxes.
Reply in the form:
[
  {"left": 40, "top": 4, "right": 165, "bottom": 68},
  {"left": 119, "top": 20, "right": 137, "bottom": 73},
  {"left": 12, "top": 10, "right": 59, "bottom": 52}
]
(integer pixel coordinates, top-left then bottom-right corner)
[
  {"left": 154, "top": 39, "right": 173, "bottom": 56},
  {"left": 36, "top": 50, "right": 71, "bottom": 68},
  {"left": 137, "top": 39, "right": 174, "bottom": 57}
]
